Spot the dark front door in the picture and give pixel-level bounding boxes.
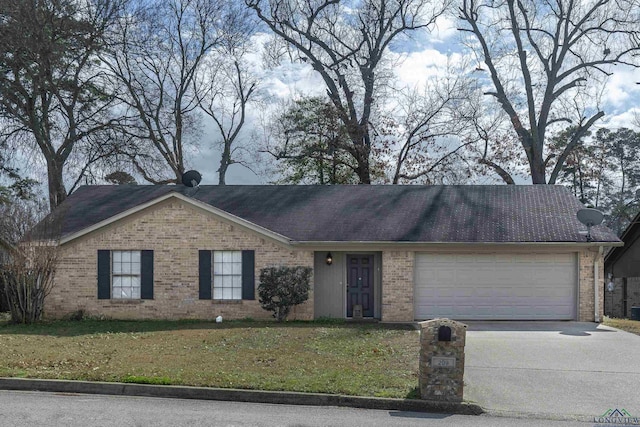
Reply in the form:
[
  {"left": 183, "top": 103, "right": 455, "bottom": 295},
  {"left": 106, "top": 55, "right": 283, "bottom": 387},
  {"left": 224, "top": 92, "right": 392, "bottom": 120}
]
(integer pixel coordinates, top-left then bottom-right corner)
[{"left": 347, "top": 254, "right": 374, "bottom": 318}]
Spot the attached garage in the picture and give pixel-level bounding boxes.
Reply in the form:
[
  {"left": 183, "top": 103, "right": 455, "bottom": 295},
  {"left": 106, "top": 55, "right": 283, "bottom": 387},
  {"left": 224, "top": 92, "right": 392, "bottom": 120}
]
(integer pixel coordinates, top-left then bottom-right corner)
[{"left": 414, "top": 252, "right": 578, "bottom": 320}]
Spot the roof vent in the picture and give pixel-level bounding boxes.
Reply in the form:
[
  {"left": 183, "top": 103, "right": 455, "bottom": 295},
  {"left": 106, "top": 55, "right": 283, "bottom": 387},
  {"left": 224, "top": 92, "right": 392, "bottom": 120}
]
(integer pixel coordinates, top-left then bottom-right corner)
[
  {"left": 181, "top": 170, "right": 202, "bottom": 188},
  {"left": 577, "top": 208, "right": 604, "bottom": 242}
]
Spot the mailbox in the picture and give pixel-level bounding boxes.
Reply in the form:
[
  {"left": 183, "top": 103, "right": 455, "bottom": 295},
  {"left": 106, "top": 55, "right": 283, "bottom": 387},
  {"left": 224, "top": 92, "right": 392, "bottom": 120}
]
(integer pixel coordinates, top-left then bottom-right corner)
[
  {"left": 419, "top": 319, "right": 467, "bottom": 402},
  {"left": 438, "top": 325, "right": 452, "bottom": 342}
]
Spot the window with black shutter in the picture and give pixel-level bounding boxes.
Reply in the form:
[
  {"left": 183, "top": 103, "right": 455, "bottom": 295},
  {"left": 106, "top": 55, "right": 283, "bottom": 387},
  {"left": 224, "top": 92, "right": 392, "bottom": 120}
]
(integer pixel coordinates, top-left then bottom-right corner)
[
  {"left": 97, "top": 250, "right": 153, "bottom": 300},
  {"left": 198, "top": 250, "right": 255, "bottom": 300}
]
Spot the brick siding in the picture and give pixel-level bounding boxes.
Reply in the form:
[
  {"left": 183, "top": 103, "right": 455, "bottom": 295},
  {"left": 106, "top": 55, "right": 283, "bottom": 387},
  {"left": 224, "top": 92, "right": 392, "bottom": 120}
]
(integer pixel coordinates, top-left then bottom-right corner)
[
  {"left": 381, "top": 251, "right": 414, "bottom": 322},
  {"left": 578, "top": 249, "right": 604, "bottom": 322},
  {"left": 47, "top": 198, "right": 314, "bottom": 320}
]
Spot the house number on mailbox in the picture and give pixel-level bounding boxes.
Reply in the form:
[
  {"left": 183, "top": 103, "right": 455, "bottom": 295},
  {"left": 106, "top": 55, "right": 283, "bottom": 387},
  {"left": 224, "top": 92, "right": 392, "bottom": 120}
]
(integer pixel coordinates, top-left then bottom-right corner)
[{"left": 431, "top": 356, "right": 456, "bottom": 368}]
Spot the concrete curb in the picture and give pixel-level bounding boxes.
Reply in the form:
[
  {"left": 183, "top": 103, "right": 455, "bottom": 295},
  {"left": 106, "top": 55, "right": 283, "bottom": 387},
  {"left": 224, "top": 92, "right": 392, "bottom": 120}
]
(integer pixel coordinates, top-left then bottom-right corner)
[{"left": 0, "top": 378, "right": 483, "bottom": 416}]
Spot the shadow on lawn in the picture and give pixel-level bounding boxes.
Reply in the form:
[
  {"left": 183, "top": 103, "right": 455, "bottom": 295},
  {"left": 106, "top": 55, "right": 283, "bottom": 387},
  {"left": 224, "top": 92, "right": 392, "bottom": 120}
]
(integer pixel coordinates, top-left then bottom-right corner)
[{"left": 0, "top": 317, "right": 416, "bottom": 337}]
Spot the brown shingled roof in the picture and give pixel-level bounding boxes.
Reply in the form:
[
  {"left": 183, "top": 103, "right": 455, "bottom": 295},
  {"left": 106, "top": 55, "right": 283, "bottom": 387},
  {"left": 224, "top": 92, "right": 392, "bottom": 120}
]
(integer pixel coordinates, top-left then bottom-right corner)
[{"left": 46, "top": 184, "right": 620, "bottom": 244}]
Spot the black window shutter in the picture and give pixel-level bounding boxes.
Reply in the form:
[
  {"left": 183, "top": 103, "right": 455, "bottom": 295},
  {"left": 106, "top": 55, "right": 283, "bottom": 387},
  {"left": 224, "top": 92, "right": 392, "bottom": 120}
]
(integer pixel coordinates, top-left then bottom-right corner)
[
  {"left": 242, "top": 250, "right": 255, "bottom": 300},
  {"left": 141, "top": 250, "right": 154, "bottom": 299},
  {"left": 97, "top": 250, "right": 111, "bottom": 299},
  {"left": 199, "top": 250, "right": 212, "bottom": 299}
]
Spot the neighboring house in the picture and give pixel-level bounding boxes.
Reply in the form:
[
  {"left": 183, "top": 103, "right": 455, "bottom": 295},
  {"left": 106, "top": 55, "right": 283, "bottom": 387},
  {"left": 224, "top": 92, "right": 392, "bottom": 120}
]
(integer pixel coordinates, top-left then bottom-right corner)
[
  {"left": 40, "top": 185, "right": 621, "bottom": 322},
  {"left": 604, "top": 210, "right": 640, "bottom": 318}
]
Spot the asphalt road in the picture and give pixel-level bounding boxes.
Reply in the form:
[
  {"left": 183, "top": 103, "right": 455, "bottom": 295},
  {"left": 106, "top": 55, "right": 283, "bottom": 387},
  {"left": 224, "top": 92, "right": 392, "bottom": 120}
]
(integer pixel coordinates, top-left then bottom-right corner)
[{"left": 0, "top": 390, "right": 595, "bottom": 427}]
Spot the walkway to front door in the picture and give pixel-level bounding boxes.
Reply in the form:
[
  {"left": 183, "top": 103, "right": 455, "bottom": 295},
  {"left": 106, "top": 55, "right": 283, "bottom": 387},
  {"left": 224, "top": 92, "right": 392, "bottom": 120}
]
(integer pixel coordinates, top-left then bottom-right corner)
[{"left": 347, "top": 254, "right": 374, "bottom": 317}]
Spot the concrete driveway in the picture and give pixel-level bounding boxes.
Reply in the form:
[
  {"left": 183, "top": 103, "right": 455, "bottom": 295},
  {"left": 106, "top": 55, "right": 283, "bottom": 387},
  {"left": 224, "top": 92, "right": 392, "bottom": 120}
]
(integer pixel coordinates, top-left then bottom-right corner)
[{"left": 463, "top": 322, "right": 640, "bottom": 421}]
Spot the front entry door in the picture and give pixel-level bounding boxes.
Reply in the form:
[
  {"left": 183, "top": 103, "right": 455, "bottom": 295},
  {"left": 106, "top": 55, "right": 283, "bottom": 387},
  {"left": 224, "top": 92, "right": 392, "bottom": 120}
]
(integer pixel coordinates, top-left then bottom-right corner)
[{"left": 347, "top": 254, "right": 374, "bottom": 317}]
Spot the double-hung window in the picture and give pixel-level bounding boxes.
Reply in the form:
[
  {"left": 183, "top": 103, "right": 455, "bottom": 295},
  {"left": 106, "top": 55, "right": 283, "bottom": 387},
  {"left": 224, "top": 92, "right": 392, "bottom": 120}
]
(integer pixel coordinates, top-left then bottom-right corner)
[
  {"left": 97, "top": 250, "right": 153, "bottom": 300},
  {"left": 198, "top": 250, "right": 254, "bottom": 301},
  {"left": 112, "top": 250, "right": 141, "bottom": 299},
  {"left": 213, "top": 251, "right": 242, "bottom": 300}
]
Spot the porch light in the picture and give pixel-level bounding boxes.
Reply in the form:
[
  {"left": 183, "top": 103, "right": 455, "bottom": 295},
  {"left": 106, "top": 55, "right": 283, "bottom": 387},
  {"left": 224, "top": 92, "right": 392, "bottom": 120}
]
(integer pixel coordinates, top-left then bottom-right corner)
[{"left": 325, "top": 252, "right": 333, "bottom": 265}]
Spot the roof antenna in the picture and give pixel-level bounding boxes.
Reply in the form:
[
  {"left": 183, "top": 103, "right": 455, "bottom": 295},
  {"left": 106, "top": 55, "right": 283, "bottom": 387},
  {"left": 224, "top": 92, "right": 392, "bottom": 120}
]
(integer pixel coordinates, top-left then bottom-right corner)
[
  {"left": 181, "top": 170, "right": 202, "bottom": 195},
  {"left": 577, "top": 208, "right": 604, "bottom": 242}
]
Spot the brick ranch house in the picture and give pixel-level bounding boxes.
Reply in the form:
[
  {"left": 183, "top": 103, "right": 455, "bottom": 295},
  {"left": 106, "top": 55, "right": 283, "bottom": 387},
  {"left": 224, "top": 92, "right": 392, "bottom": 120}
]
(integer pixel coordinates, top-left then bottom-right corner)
[{"left": 40, "top": 185, "right": 621, "bottom": 322}]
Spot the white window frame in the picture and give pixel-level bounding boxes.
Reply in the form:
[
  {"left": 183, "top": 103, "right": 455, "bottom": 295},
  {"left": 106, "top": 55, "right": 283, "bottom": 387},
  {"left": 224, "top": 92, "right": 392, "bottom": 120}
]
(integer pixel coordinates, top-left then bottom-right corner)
[
  {"left": 112, "top": 250, "right": 141, "bottom": 299},
  {"left": 213, "top": 250, "right": 242, "bottom": 300}
]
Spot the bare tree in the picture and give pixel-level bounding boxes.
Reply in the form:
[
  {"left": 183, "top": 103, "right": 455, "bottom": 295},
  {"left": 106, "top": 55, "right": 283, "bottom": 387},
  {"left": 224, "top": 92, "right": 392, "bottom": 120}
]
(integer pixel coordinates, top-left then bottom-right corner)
[
  {"left": 459, "top": 0, "right": 640, "bottom": 184},
  {"left": 384, "top": 66, "right": 477, "bottom": 184},
  {"left": 106, "top": 0, "right": 239, "bottom": 184},
  {"left": 465, "top": 106, "right": 526, "bottom": 184},
  {"left": 0, "top": 0, "right": 125, "bottom": 209},
  {"left": 247, "top": 0, "right": 451, "bottom": 184},
  {"left": 195, "top": 44, "right": 259, "bottom": 185}
]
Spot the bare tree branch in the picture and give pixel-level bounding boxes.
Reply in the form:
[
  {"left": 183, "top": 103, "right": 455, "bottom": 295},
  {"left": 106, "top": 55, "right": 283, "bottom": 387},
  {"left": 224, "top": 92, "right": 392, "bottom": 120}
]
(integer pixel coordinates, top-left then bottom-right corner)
[
  {"left": 459, "top": 0, "right": 640, "bottom": 183},
  {"left": 247, "top": 0, "right": 451, "bottom": 183},
  {"left": 104, "top": 0, "right": 239, "bottom": 184},
  {"left": 0, "top": 0, "right": 126, "bottom": 209}
]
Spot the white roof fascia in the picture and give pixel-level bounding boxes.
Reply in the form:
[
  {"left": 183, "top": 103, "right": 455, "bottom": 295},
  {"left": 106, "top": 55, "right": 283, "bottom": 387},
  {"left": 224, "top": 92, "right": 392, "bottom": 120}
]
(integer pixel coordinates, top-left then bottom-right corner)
[{"left": 60, "top": 192, "right": 293, "bottom": 246}]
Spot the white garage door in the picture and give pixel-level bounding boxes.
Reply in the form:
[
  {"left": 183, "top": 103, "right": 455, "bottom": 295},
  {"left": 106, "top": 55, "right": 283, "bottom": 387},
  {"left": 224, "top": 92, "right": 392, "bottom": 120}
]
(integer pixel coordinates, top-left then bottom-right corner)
[{"left": 414, "top": 253, "right": 577, "bottom": 320}]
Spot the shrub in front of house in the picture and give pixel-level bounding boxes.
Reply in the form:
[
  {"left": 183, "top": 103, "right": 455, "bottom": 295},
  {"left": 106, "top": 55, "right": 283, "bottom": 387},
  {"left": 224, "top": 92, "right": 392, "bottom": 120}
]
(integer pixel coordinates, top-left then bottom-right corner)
[
  {"left": 1, "top": 247, "right": 57, "bottom": 324},
  {"left": 258, "top": 266, "right": 312, "bottom": 322}
]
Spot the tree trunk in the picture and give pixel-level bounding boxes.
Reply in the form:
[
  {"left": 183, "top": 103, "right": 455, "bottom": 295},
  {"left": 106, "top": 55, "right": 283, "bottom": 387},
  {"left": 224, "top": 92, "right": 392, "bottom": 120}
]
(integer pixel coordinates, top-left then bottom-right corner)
[
  {"left": 218, "top": 161, "right": 228, "bottom": 186},
  {"left": 218, "top": 166, "right": 227, "bottom": 186},
  {"left": 530, "top": 159, "right": 547, "bottom": 184},
  {"left": 218, "top": 143, "right": 232, "bottom": 186},
  {"left": 47, "top": 159, "right": 67, "bottom": 210},
  {"left": 356, "top": 156, "right": 371, "bottom": 184},
  {"left": 352, "top": 136, "right": 371, "bottom": 184}
]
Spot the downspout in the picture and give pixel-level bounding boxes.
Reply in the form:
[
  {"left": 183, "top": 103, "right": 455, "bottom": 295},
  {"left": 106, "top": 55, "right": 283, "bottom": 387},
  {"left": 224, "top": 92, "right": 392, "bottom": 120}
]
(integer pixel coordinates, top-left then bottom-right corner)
[{"left": 594, "top": 246, "right": 603, "bottom": 323}]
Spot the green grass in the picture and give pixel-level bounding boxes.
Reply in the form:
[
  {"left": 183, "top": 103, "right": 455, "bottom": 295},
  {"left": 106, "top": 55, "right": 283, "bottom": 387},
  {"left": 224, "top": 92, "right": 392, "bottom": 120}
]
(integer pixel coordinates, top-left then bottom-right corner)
[
  {"left": 0, "top": 319, "right": 420, "bottom": 398},
  {"left": 603, "top": 317, "right": 640, "bottom": 336}
]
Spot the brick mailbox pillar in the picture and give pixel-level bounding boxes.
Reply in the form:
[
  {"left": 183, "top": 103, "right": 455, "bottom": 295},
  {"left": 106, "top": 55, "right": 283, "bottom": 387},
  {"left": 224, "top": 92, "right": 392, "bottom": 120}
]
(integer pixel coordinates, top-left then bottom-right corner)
[{"left": 419, "top": 318, "right": 467, "bottom": 402}]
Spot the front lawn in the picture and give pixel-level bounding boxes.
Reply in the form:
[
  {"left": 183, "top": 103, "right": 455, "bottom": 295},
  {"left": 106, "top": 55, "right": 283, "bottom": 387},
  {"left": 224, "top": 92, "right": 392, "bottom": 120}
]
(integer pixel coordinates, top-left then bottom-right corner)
[
  {"left": 0, "top": 319, "right": 420, "bottom": 398},
  {"left": 603, "top": 317, "right": 640, "bottom": 336}
]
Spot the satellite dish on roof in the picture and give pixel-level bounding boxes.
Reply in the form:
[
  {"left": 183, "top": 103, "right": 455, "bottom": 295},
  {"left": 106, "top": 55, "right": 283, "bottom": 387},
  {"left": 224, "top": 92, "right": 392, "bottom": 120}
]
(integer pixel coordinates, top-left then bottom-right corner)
[
  {"left": 577, "top": 208, "right": 604, "bottom": 242},
  {"left": 181, "top": 170, "right": 202, "bottom": 188}
]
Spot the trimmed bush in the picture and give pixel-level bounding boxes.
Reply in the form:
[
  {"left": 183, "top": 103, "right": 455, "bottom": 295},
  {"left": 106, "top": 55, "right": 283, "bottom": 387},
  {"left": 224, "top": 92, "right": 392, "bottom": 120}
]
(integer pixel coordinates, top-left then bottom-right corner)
[{"left": 258, "top": 266, "right": 312, "bottom": 322}]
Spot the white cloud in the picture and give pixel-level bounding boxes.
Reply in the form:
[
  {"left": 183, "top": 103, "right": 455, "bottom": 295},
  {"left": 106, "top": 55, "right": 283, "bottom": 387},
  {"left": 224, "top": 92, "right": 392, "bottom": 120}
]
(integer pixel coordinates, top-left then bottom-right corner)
[
  {"left": 430, "top": 15, "right": 459, "bottom": 45},
  {"left": 392, "top": 49, "right": 460, "bottom": 87},
  {"left": 601, "top": 66, "right": 640, "bottom": 110},
  {"left": 261, "top": 62, "right": 325, "bottom": 101},
  {"left": 598, "top": 107, "right": 640, "bottom": 130}
]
